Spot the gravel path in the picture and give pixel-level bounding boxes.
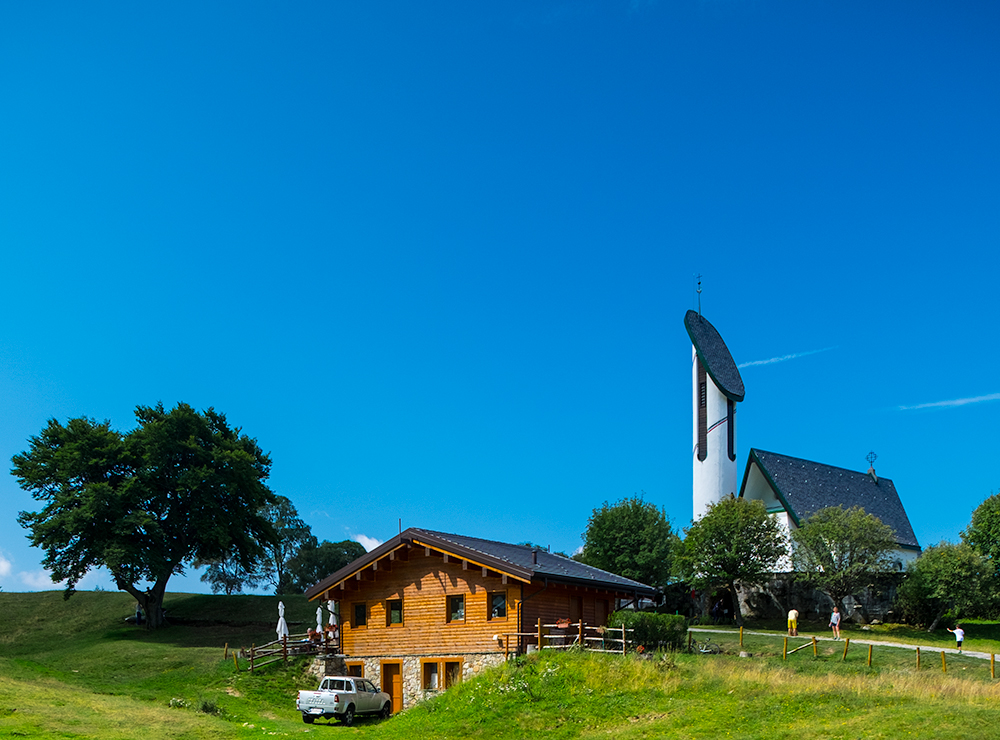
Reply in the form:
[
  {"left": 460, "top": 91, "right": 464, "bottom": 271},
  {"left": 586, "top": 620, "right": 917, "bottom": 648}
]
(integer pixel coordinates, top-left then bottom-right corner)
[{"left": 690, "top": 626, "right": 995, "bottom": 661}]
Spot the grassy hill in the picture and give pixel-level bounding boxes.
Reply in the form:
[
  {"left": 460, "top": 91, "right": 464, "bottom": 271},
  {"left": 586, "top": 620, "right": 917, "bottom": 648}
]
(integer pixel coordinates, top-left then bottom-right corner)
[{"left": 3, "top": 591, "right": 1000, "bottom": 739}]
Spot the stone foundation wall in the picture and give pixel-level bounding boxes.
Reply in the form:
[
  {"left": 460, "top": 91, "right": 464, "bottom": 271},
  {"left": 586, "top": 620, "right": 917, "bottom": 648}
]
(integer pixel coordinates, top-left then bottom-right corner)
[{"left": 309, "top": 652, "right": 506, "bottom": 710}]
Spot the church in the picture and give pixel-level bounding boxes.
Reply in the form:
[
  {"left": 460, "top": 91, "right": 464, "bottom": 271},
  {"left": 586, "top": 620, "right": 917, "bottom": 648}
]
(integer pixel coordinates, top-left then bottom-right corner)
[{"left": 685, "top": 309, "right": 921, "bottom": 569}]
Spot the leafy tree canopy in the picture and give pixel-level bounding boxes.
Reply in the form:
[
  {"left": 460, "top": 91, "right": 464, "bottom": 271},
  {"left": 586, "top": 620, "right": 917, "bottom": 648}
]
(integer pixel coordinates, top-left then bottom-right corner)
[
  {"left": 791, "top": 505, "right": 897, "bottom": 621},
  {"left": 12, "top": 403, "right": 278, "bottom": 627},
  {"left": 286, "top": 539, "right": 367, "bottom": 594},
  {"left": 579, "top": 494, "right": 677, "bottom": 590},
  {"left": 677, "top": 495, "right": 787, "bottom": 626},
  {"left": 895, "top": 541, "right": 995, "bottom": 631},
  {"left": 963, "top": 492, "right": 1000, "bottom": 578}
]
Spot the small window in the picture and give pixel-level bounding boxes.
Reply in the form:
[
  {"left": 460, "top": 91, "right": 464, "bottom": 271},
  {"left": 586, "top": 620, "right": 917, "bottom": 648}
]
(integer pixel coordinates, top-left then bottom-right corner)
[
  {"left": 387, "top": 599, "right": 403, "bottom": 625},
  {"left": 448, "top": 595, "right": 465, "bottom": 622},
  {"left": 488, "top": 592, "right": 507, "bottom": 620},
  {"left": 444, "top": 660, "right": 462, "bottom": 688},
  {"left": 353, "top": 602, "right": 367, "bottom": 628},
  {"left": 346, "top": 662, "right": 363, "bottom": 677},
  {"left": 422, "top": 661, "right": 439, "bottom": 690}
]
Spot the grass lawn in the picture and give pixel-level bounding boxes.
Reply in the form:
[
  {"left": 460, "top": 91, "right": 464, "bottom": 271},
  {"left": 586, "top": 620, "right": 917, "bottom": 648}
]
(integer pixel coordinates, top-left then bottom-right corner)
[{"left": 3, "top": 592, "right": 1000, "bottom": 739}]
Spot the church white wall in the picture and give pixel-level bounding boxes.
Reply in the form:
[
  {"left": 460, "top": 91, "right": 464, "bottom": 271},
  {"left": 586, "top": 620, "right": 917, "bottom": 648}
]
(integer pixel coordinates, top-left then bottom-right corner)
[{"left": 692, "top": 347, "right": 737, "bottom": 520}]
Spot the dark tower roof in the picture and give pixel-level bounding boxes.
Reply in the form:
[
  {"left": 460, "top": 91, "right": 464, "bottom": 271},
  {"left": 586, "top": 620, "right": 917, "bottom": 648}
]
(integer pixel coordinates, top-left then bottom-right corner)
[
  {"left": 740, "top": 449, "right": 920, "bottom": 551},
  {"left": 684, "top": 310, "right": 745, "bottom": 402}
]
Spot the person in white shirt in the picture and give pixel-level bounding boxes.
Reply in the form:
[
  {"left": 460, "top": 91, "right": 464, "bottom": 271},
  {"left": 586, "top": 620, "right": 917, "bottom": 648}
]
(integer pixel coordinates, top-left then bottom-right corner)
[
  {"left": 829, "top": 606, "right": 841, "bottom": 640},
  {"left": 947, "top": 625, "right": 965, "bottom": 653}
]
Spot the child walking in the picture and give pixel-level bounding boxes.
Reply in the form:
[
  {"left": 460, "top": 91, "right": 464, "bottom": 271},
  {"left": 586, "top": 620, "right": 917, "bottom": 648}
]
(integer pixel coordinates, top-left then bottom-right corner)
[{"left": 947, "top": 625, "right": 965, "bottom": 653}]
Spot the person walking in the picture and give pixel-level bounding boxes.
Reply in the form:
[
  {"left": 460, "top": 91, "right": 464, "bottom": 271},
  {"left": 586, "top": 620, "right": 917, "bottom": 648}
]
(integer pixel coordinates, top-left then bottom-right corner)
[
  {"left": 787, "top": 608, "right": 799, "bottom": 637},
  {"left": 947, "top": 625, "right": 965, "bottom": 653},
  {"left": 829, "top": 606, "right": 841, "bottom": 640}
]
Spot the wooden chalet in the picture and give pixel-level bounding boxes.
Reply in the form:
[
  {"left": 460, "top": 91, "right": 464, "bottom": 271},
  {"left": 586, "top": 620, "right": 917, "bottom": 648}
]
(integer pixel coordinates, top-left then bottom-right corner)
[{"left": 305, "top": 527, "right": 657, "bottom": 712}]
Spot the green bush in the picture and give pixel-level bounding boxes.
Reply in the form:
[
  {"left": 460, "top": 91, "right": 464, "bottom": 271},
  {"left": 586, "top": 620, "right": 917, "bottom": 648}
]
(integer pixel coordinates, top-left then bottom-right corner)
[{"left": 609, "top": 610, "right": 688, "bottom": 650}]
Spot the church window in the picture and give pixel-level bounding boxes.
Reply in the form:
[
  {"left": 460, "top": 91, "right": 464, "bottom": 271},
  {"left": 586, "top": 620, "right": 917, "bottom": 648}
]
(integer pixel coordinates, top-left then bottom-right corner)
[
  {"left": 727, "top": 399, "right": 735, "bottom": 461},
  {"left": 697, "top": 358, "right": 707, "bottom": 461}
]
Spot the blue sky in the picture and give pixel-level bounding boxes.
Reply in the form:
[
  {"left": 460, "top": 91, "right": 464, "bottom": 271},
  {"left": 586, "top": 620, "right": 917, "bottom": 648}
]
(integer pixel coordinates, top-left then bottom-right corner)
[{"left": 1, "top": 1, "right": 998, "bottom": 595}]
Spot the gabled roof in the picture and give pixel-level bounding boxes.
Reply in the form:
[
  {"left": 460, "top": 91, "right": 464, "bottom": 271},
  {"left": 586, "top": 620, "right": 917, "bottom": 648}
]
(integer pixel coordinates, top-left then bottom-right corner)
[
  {"left": 684, "top": 310, "right": 745, "bottom": 402},
  {"left": 739, "top": 448, "right": 920, "bottom": 551},
  {"left": 305, "top": 527, "right": 657, "bottom": 601}
]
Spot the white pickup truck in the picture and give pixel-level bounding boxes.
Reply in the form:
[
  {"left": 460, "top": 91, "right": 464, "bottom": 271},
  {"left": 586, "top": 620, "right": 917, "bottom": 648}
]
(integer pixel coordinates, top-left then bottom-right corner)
[{"left": 296, "top": 675, "right": 392, "bottom": 725}]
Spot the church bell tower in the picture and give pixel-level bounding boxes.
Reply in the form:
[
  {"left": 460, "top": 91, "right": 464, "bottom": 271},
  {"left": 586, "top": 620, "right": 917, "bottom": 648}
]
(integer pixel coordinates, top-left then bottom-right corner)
[{"left": 684, "top": 309, "right": 745, "bottom": 520}]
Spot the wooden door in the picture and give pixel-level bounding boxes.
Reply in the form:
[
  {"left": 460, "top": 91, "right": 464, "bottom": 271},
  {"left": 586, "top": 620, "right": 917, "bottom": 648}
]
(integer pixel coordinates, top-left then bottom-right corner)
[{"left": 381, "top": 662, "right": 403, "bottom": 714}]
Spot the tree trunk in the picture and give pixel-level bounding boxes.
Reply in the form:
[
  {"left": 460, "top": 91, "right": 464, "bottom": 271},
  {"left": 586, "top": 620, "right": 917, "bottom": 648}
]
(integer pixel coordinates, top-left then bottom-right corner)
[
  {"left": 114, "top": 571, "right": 172, "bottom": 629},
  {"left": 730, "top": 581, "right": 744, "bottom": 626},
  {"left": 927, "top": 606, "right": 948, "bottom": 633}
]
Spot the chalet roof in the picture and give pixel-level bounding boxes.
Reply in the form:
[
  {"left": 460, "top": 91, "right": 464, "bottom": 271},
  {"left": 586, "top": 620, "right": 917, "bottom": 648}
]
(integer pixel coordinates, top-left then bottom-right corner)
[
  {"left": 305, "top": 527, "right": 657, "bottom": 601},
  {"left": 684, "top": 310, "right": 745, "bottom": 402},
  {"left": 740, "top": 448, "right": 920, "bottom": 551}
]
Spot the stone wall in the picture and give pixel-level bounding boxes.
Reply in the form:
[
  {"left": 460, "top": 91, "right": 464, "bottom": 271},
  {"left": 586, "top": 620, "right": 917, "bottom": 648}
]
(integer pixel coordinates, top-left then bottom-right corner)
[{"left": 309, "top": 652, "right": 506, "bottom": 710}]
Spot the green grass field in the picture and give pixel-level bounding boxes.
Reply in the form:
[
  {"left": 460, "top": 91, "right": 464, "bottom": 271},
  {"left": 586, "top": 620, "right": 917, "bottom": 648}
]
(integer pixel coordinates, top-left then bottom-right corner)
[{"left": 3, "top": 591, "right": 1000, "bottom": 739}]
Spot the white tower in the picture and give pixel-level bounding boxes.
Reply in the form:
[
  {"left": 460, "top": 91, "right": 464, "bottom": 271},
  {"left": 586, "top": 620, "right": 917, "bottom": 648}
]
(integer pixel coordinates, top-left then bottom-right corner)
[{"left": 684, "top": 310, "right": 745, "bottom": 520}]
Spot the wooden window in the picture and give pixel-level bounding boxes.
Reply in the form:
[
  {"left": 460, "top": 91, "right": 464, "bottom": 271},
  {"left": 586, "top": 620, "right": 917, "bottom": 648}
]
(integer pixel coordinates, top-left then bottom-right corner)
[
  {"left": 345, "top": 662, "right": 364, "bottom": 677},
  {"left": 422, "top": 659, "right": 463, "bottom": 690},
  {"left": 488, "top": 592, "right": 507, "bottom": 620},
  {"left": 421, "top": 660, "right": 440, "bottom": 690},
  {"left": 353, "top": 602, "right": 367, "bottom": 628},
  {"left": 447, "top": 595, "right": 465, "bottom": 623},
  {"left": 444, "top": 660, "right": 462, "bottom": 688},
  {"left": 387, "top": 599, "right": 403, "bottom": 626}
]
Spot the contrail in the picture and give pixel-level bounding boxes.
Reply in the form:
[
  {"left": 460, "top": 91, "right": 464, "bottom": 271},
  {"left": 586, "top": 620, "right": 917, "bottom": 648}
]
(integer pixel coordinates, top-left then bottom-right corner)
[
  {"left": 899, "top": 393, "right": 1000, "bottom": 411},
  {"left": 738, "top": 347, "right": 836, "bottom": 368}
]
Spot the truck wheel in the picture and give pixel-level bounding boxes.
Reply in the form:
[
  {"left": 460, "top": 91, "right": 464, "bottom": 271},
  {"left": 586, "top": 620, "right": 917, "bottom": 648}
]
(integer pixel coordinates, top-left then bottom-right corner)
[
  {"left": 302, "top": 714, "right": 314, "bottom": 724},
  {"left": 341, "top": 706, "right": 355, "bottom": 726}
]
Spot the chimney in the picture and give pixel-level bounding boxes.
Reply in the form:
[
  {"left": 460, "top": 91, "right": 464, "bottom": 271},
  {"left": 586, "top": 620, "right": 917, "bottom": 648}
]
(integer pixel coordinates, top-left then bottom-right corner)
[
  {"left": 867, "top": 467, "right": 878, "bottom": 484},
  {"left": 531, "top": 548, "right": 538, "bottom": 565}
]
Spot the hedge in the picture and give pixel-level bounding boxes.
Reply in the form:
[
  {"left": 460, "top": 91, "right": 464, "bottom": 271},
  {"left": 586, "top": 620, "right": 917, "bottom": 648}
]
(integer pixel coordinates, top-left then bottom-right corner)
[{"left": 608, "top": 610, "right": 688, "bottom": 650}]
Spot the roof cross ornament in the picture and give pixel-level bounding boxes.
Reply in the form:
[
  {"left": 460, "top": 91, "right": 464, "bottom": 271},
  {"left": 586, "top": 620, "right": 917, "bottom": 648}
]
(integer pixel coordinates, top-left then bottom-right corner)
[{"left": 866, "top": 451, "right": 877, "bottom": 468}]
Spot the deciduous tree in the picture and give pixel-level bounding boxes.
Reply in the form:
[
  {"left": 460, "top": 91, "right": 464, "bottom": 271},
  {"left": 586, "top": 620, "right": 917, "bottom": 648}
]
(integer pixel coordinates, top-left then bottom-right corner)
[
  {"left": 12, "top": 403, "right": 278, "bottom": 628},
  {"left": 579, "top": 494, "right": 677, "bottom": 590},
  {"left": 677, "top": 495, "right": 787, "bottom": 626},
  {"left": 895, "top": 542, "right": 994, "bottom": 631},
  {"left": 286, "top": 539, "right": 367, "bottom": 593},
  {"left": 963, "top": 492, "right": 1000, "bottom": 578},
  {"left": 791, "top": 505, "right": 897, "bottom": 622}
]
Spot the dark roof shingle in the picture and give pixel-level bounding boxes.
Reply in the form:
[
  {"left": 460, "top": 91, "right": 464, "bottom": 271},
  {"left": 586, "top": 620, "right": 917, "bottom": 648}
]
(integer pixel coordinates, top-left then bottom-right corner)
[
  {"left": 743, "top": 448, "right": 920, "bottom": 550},
  {"left": 684, "top": 310, "right": 745, "bottom": 402}
]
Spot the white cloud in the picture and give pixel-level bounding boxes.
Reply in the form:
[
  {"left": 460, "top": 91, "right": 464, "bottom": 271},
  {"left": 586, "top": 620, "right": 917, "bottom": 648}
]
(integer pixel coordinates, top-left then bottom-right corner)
[
  {"left": 352, "top": 534, "right": 383, "bottom": 552},
  {"left": 899, "top": 392, "right": 1000, "bottom": 411},
  {"left": 738, "top": 347, "right": 836, "bottom": 368},
  {"left": 19, "top": 570, "right": 60, "bottom": 590},
  {"left": 0, "top": 555, "right": 12, "bottom": 578}
]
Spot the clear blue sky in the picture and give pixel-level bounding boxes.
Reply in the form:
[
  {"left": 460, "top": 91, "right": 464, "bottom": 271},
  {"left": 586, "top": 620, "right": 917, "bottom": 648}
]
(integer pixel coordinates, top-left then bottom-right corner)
[{"left": 2, "top": 1, "right": 998, "bottom": 595}]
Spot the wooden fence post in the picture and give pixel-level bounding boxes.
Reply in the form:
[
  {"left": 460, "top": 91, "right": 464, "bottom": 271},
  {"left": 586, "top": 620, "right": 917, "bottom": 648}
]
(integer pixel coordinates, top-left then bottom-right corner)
[
  {"left": 282, "top": 635, "right": 288, "bottom": 665},
  {"left": 841, "top": 638, "right": 849, "bottom": 661},
  {"left": 740, "top": 626, "right": 744, "bottom": 647},
  {"left": 992, "top": 653, "right": 995, "bottom": 680},
  {"left": 783, "top": 636, "right": 788, "bottom": 661},
  {"left": 916, "top": 647, "right": 920, "bottom": 671},
  {"left": 579, "top": 620, "right": 584, "bottom": 647},
  {"left": 812, "top": 636, "right": 817, "bottom": 658},
  {"left": 250, "top": 643, "right": 256, "bottom": 673},
  {"left": 941, "top": 651, "right": 946, "bottom": 673},
  {"left": 233, "top": 652, "right": 238, "bottom": 670},
  {"left": 867, "top": 645, "right": 873, "bottom": 667},
  {"left": 537, "top": 618, "right": 543, "bottom": 651}
]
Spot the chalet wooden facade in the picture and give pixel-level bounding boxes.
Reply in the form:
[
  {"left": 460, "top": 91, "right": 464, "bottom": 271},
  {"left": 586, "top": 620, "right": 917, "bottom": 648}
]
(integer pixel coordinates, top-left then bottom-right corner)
[{"left": 305, "top": 527, "right": 657, "bottom": 712}]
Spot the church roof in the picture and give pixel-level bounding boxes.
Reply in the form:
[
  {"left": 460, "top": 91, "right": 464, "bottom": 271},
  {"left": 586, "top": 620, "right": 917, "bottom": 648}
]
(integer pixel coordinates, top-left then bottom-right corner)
[
  {"left": 684, "top": 310, "right": 745, "bottom": 402},
  {"left": 740, "top": 448, "right": 920, "bottom": 551}
]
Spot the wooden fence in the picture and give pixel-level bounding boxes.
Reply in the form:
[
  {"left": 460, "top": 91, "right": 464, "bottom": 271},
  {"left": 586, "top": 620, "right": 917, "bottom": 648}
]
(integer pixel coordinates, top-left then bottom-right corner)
[
  {"left": 498, "top": 620, "right": 634, "bottom": 658},
  {"left": 246, "top": 631, "right": 341, "bottom": 672}
]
